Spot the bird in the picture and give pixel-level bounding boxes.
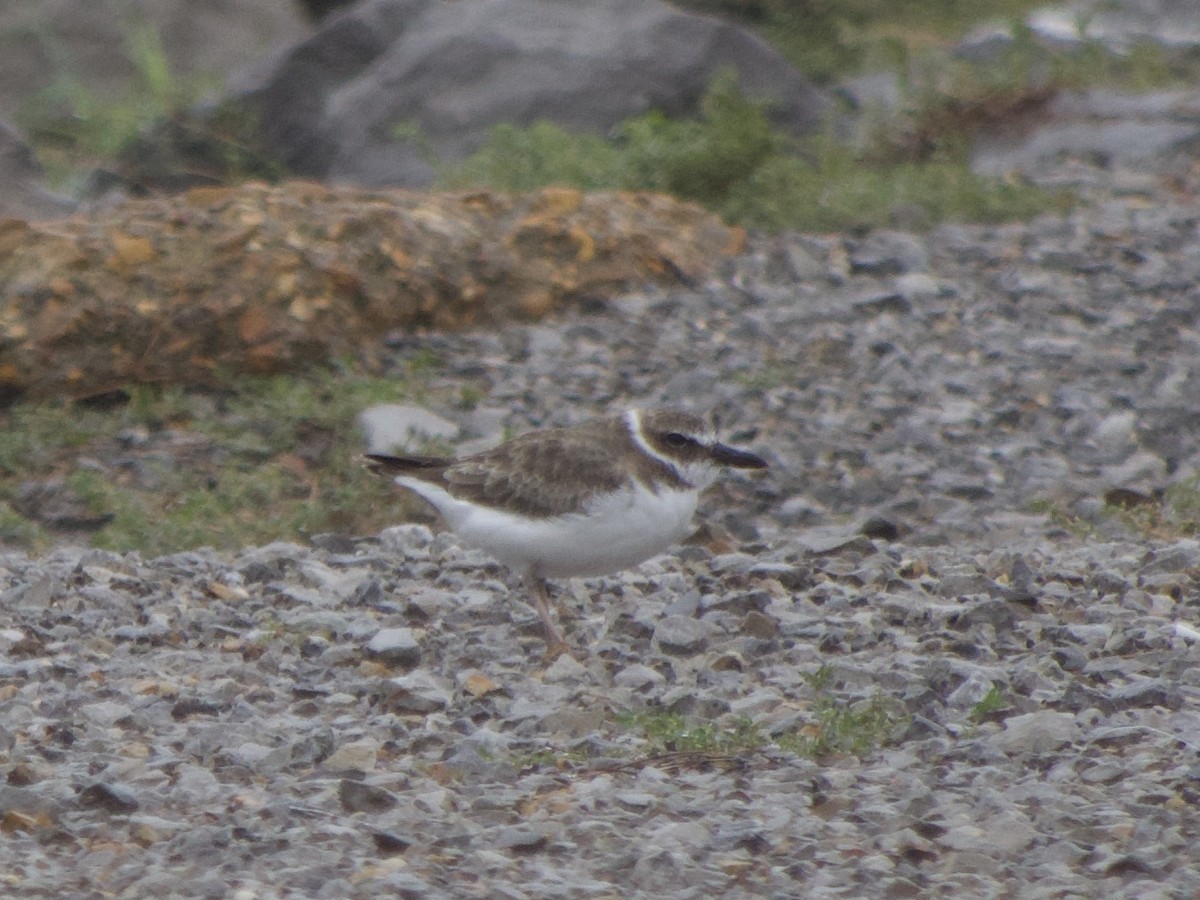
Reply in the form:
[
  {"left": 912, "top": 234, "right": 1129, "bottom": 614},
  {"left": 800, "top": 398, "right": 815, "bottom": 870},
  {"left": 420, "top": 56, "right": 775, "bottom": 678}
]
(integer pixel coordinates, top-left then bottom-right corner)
[{"left": 365, "top": 408, "right": 768, "bottom": 655}]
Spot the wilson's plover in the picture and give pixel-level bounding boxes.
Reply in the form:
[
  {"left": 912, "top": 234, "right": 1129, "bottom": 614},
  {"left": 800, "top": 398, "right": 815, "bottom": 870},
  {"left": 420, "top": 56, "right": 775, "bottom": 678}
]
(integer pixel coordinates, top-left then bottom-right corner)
[{"left": 366, "top": 409, "right": 767, "bottom": 654}]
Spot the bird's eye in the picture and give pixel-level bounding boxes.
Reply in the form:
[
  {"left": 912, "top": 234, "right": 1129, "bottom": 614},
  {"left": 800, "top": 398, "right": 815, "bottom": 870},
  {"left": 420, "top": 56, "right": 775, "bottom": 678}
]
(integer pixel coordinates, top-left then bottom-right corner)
[{"left": 665, "top": 432, "right": 692, "bottom": 448}]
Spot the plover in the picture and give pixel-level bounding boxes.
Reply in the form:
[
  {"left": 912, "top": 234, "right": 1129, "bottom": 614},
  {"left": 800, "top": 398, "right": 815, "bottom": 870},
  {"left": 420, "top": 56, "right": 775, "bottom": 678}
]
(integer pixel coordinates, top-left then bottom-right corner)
[{"left": 365, "top": 408, "right": 767, "bottom": 654}]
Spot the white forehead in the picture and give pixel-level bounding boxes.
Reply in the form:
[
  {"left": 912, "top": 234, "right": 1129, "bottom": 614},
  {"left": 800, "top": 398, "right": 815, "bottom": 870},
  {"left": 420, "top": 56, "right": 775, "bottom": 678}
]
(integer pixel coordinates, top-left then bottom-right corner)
[{"left": 626, "top": 408, "right": 714, "bottom": 441}]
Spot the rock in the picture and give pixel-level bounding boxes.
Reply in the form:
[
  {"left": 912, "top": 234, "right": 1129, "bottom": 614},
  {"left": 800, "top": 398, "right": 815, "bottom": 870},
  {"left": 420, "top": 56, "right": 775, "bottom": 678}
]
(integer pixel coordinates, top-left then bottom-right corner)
[
  {"left": 740, "top": 610, "right": 778, "bottom": 639},
  {"left": 1080, "top": 0, "right": 1200, "bottom": 51},
  {"left": 1140, "top": 540, "right": 1200, "bottom": 575},
  {"left": 1106, "top": 678, "right": 1183, "bottom": 711},
  {"left": 338, "top": 778, "right": 398, "bottom": 813},
  {"left": 614, "top": 663, "right": 666, "bottom": 690},
  {"left": 0, "top": 184, "right": 743, "bottom": 399},
  {"left": 78, "top": 782, "right": 139, "bottom": 813},
  {"left": 369, "top": 828, "right": 414, "bottom": 854},
  {"left": 378, "top": 525, "right": 435, "bottom": 558},
  {"left": 957, "top": 22, "right": 1021, "bottom": 62},
  {"left": 358, "top": 405, "right": 461, "bottom": 455},
  {"left": 847, "top": 231, "right": 930, "bottom": 275},
  {"left": 971, "top": 89, "right": 1200, "bottom": 179},
  {"left": 380, "top": 670, "right": 451, "bottom": 713},
  {"left": 1101, "top": 450, "right": 1167, "bottom": 487},
  {"left": 938, "top": 569, "right": 1003, "bottom": 600},
  {"left": 323, "top": 737, "right": 382, "bottom": 771},
  {"left": 295, "top": 0, "right": 355, "bottom": 22},
  {"left": 945, "top": 670, "right": 997, "bottom": 709},
  {"left": 231, "top": 0, "right": 827, "bottom": 186},
  {"left": 653, "top": 615, "right": 710, "bottom": 655},
  {"left": 839, "top": 71, "right": 903, "bottom": 114},
  {"left": 492, "top": 826, "right": 548, "bottom": 852},
  {"left": 893, "top": 273, "right": 939, "bottom": 302},
  {"left": 80, "top": 700, "right": 133, "bottom": 727},
  {"left": 989, "top": 711, "right": 1079, "bottom": 755},
  {"left": 793, "top": 525, "right": 875, "bottom": 556},
  {"left": 364, "top": 626, "right": 422, "bottom": 668},
  {"left": 11, "top": 478, "right": 113, "bottom": 531}
]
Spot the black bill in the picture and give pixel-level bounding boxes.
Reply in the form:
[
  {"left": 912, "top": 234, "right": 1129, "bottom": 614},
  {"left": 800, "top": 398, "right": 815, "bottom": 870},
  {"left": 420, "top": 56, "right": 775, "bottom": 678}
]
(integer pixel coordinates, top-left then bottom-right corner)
[{"left": 710, "top": 442, "right": 768, "bottom": 470}]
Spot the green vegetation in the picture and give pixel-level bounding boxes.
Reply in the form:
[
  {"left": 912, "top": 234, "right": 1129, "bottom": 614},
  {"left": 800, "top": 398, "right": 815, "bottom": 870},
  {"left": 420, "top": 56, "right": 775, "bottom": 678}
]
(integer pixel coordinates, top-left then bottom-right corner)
[
  {"left": 439, "top": 70, "right": 1070, "bottom": 233},
  {"left": 1102, "top": 478, "right": 1200, "bottom": 540},
  {"left": 779, "top": 666, "right": 908, "bottom": 758},
  {"left": 19, "top": 16, "right": 203, "bottom": 187},
  {"left": 18, "top": 12, "right": 275, "bottom": 190},
  {"left": 1165, "top": 476, "right": 1200, "bottom": 534},
  {"left": 21, "top": 2, "right": 1200, "bottom": 228},
  {"left": 617, "top": 667, "right": 907, "bottom": 761},
  {"left": 0, "top": 371, "right": 434, "bottom": 556},
  {"left": 1028, "top": 497, "right": 1098, "bottom": 541},
  {"left": 674, "top": 0, "right": 1200, "bottom": 89},
  {"left": 617, "top": 710, "right": 768, "bottom": 756},
  {"left": 969, "top": 685, "right": 1010, "bottom": 723},
  {"left": 434, "top": 1, "right": 1200, "bottom": 232},
  {"left": 29, "top": 18, "right": 190, "bottom": 161},
  {"left": 675, "top": 0, "right": 1050, "bottom": 83},
  {"left": 1032, "top": 479, "right": 1200, "bottom": 542},
  {"left": 480, "top": 667, "right": 911, "bottom": 778},
  {"left": 0, "top": 501, "right": 46, "bottom": 548}
]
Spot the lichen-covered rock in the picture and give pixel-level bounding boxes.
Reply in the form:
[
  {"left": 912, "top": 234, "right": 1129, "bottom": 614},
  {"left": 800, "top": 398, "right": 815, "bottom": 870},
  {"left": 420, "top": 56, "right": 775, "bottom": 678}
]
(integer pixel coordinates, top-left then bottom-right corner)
[{"left": 0, "top": 183, "right": 740, "bottom": 400}]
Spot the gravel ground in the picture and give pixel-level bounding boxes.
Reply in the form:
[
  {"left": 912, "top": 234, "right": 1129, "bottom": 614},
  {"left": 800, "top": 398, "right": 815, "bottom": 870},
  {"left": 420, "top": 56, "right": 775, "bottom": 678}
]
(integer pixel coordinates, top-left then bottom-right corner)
[{"left": 3, "top": 188, "right": 1200, "bottom": 897}]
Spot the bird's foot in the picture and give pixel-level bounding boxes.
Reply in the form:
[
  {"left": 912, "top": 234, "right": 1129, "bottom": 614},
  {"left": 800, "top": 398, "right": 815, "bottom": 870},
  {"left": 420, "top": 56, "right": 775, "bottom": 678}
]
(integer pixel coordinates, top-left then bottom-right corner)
[{"left": 543, "top": 637, "right": 574, "bottom": 661}]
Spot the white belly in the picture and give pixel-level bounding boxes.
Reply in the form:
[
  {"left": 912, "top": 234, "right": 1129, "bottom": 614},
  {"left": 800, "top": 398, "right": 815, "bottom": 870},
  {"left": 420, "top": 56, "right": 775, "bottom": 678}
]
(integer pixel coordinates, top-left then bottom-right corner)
[{"left": 400, "top": 479, "right": 699, "bottom": 578}]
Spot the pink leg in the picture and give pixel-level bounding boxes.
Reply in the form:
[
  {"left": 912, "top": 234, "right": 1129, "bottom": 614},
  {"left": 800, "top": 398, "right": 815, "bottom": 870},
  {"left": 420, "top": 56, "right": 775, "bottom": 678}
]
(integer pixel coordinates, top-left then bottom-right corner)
[{"left": 525, "top": 569, "right": 570, "bottom": 658}]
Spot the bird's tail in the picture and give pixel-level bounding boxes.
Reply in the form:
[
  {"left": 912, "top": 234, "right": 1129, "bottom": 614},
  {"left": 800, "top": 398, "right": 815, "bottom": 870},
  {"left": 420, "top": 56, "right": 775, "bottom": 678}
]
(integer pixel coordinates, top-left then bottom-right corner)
[{"left": 362, "top": 453, "right": 451, "bottom": 480}]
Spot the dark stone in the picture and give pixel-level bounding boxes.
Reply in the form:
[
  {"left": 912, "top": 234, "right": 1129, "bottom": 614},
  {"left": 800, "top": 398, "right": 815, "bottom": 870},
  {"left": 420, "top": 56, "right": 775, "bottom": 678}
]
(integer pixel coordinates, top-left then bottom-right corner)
[
  {"left": 78, "top": 782, "right": 139, "bottom": 813},
  {"left": 11, "top": 479, "right": 113, "bottom": 531},
  {"left": 860, "top": 516, "right": 901, "bottom": 541},
  {"left": 232, "top": 0, "right": 828, "bottom": 187},
  {"left": 370, "top": 828, "right": 414, "bottom": 854},
  {"left": 338, "top": 778, "right": 399, "bottom": 813},
  {"left": 493, "top": 827, "right": 548, "bottom": 853},
  {"left": 171, "top": 698, "right": 224, "bottom": 720},
  {"left": 1107, "top": 678, "right": 1183, "bottom": 711}
]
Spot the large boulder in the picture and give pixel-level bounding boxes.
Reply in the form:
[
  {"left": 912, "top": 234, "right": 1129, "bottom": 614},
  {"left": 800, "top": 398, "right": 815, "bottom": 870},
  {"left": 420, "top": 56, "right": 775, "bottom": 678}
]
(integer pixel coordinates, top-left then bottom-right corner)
[{"left": 232, "top": 0, "right": 828, "bottom": 187}]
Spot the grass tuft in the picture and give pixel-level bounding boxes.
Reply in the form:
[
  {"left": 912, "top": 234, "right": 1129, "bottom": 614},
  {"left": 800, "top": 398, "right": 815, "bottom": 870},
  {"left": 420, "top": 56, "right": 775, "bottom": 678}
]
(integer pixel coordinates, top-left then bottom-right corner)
[
  {"left": 969, "top": 685, "right": 1010, "bottom": 723},
  {"left": 617, "top": 710, "right": 768, "bottom": 756},
  {"left": 617, "top": 667, "right": 907, "bottom": 762}
]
